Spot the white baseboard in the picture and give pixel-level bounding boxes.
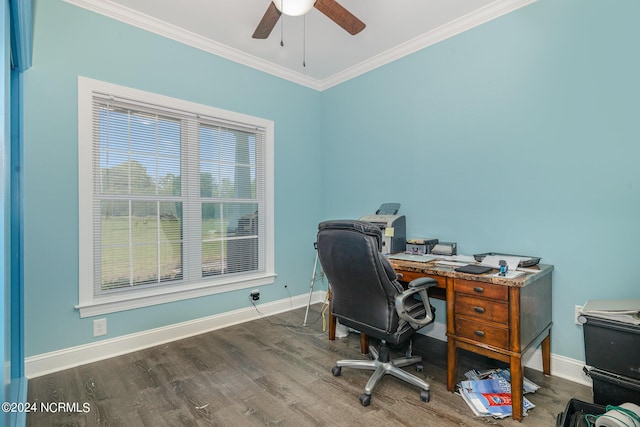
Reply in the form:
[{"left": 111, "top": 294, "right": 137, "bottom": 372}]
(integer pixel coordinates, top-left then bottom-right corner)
[
  {"left": 27, "top": 292, "right": 591, "bottom": 388},
  {"left": 418, "top": 323, "right": 592, "bottom": 387},
  {"left": 25, "top": 291, "right": 328, "bottom": 379}
]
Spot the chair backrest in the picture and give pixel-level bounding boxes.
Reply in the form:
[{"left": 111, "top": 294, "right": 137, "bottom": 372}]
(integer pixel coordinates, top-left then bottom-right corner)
[{"left": 316, "top": 220, "right": 405, "bottom": 338}]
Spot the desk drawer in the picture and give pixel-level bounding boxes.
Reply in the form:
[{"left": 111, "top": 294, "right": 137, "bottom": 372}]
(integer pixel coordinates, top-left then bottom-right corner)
[
  {"left": 454, "top": 279, "right": 508, "bottom": 301},
  {"left": 455, "top": 294, "right": 508, "bottom": 325},
  {"left": 455, "top": 316, "right": 509, "bottom": 348}
]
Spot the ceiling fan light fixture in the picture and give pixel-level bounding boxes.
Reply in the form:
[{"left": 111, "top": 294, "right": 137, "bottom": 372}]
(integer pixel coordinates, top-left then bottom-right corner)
[{"left": 273, "top": 0, "right": 315, "bottom": 17}]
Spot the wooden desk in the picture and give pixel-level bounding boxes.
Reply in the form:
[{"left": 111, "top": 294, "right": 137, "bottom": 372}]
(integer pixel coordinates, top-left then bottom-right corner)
[{"left": 327, "top": 258, "right": 553, "bottom": 422}]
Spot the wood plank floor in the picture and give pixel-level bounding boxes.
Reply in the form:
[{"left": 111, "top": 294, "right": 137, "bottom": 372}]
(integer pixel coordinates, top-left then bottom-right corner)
[{"left": 27, "top": 304, "right": 592, "bottom": 426}]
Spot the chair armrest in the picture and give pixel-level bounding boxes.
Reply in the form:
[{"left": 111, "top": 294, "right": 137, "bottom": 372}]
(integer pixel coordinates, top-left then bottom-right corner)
[
  {"left": 395, "top": 277, "right": 437, "bottom": 328},
  {"left": 407, "top": 277, "right": 438, "bottom": 289}
]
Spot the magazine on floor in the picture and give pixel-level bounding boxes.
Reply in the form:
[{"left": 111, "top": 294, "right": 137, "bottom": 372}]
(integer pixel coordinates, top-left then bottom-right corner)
[
  {"left": 458, "top": 369, "right": 537, "bottom": 418},
  {"left": 464, "top": 368, "right": 540, "bottom": 394},
  {"left": 458, "top": 378, "right": 535, "bottom": 419}
]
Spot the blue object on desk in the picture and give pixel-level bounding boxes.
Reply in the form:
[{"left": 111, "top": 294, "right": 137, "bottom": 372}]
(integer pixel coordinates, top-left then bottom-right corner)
[{"left": 499, "top": 260, "right": 508, "bottom": 276}]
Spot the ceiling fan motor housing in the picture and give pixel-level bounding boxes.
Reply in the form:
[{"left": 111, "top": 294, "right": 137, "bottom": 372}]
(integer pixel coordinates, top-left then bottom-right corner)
[
  {"left": 252, "top": 0, "right": 365, "bottom": 39},
  {"left": 273, "top": 0, "right": 316, "bottom": 16}
]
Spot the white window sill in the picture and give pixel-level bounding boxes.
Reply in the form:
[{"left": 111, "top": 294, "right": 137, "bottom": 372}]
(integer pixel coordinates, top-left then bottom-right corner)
[{"left": 76, "top": 273, "right": 277, "bottom": 318}]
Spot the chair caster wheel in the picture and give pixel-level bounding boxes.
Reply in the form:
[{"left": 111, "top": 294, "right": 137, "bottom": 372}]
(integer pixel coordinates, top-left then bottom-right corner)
[
  {"left": 416, "top": 363, "right": 424, "bottom": 372},
  {"left": 359, "top": 393, "right": 371, "bottom": 406},
  {"left": 331, "top": 366, "right": 342, "bottom": 376},
  {"left": 420, "top": 389, "right": 430, "bottom": 402}
]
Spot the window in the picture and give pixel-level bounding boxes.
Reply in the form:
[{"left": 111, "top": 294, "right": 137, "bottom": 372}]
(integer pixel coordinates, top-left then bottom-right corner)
[{"left": 77, "top": 77, "right": 274, "bottom": 317}]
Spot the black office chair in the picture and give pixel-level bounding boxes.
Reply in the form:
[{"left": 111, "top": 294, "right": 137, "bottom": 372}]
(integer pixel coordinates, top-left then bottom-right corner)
[{"left": 316, "top": 220, "right": 438, "bottom": 406}]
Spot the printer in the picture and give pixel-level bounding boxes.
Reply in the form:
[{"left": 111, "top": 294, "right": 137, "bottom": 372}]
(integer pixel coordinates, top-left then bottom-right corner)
[{"left": 359, "top": 214, "right": 406, "bottom": 255}]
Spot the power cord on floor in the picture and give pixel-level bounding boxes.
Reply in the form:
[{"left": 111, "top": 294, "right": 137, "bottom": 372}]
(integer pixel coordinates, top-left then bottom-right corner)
[{"left": 248, "top": 286, "right": 328, "bottom": 336}]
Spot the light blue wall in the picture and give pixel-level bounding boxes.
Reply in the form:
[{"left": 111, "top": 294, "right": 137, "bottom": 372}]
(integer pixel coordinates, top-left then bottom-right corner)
[
  {"left": 320, "top": 0, "right": 640, "bottom": 360},
  {"left": 22, "top": 0, "right": 640, "bottom": 364},
  {"left": 22, "top": 0, "right": 323, "bottom": 356}
]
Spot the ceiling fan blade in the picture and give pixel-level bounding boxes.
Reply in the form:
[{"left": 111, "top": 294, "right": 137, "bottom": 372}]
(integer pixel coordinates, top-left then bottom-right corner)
[
  {"left": 314, "top": 0, "right": 366, "bottom": 35},
  {"left": 252, "top": 2, "right": 282, "bottom": 39}
]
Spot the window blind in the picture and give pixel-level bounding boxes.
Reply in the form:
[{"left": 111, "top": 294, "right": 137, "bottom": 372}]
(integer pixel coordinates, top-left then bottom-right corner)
[{"left": 91, "top": 95, "right": 266, "bottom": 296}]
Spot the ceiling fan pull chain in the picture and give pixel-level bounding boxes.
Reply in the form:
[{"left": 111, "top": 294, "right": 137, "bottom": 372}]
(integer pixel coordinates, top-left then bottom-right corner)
[
  {"left": 280, "top": 3, "right": 284, "bottom": 47},
  {"left": 303, "top": 14, "right": 306, "bottom": 67}
]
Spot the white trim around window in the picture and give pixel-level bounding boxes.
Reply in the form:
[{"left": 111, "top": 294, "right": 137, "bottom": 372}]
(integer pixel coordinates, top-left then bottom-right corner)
[{"left": 77, "top": 76, "right": 275, "bottom": 318}]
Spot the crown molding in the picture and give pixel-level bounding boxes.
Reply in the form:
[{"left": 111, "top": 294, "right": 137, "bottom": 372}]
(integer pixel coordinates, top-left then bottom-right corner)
[
  {"left": 64, "top": 0, "right": 537, "bottom": 92},
  {"left": 320, "top": 0, "right": 538, "bottom": 90},
  {"left": 63, "top": 0, "right": 324, "bottom": 90}
]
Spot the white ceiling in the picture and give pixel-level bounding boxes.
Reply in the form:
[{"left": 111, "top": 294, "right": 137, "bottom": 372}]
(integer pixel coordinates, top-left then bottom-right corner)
[{"left": 65, "top": 0, "right": 536, "bottom": 90}]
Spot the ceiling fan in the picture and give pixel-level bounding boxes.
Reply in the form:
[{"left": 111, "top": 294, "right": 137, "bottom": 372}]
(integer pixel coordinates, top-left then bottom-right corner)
[{"left": 252, "top": 0, "right": 366, "bottom": 39}]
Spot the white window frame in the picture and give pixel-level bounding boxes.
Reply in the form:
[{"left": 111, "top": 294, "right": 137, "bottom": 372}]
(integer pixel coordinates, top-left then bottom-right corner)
[{"left": 76, "top": 76, "right": 275, "bottom": 318}]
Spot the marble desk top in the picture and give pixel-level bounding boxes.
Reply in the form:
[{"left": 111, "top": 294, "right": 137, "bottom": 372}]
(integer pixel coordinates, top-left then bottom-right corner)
[{"left": 389, "top": 258, "right": 553, "bottom": 288}]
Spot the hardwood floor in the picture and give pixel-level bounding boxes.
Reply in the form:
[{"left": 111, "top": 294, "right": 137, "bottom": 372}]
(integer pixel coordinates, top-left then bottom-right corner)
[{"left": 27, "top": 304, "right": 592, "bottom": 426}]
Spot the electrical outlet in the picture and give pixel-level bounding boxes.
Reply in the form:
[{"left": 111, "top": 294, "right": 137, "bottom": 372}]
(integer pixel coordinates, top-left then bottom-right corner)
[
  {"left": 250, "top": 289, "right": 260, "bottom": 301},
  {"left": 574, "top": 305, "right": 583, "bottom": 325},
  {"left": 94, "top": 318, "right": 107, "bottom": 337}
]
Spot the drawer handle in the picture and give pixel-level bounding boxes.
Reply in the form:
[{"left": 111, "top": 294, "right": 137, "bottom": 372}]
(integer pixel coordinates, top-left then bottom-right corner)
[
  {"left": 473, "top": 287, "right": 484, "bottom": 293},
  {"left": 474, "top": 330, "right": 485, "bottom": 338},
  {"left": 474, "top": 306, "right": 485, "bottom": 314}
]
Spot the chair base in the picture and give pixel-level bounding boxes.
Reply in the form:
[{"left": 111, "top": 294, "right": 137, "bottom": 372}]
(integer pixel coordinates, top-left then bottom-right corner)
[{"left": 331, "top": 342, "right": 431, "bottom": 406}]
